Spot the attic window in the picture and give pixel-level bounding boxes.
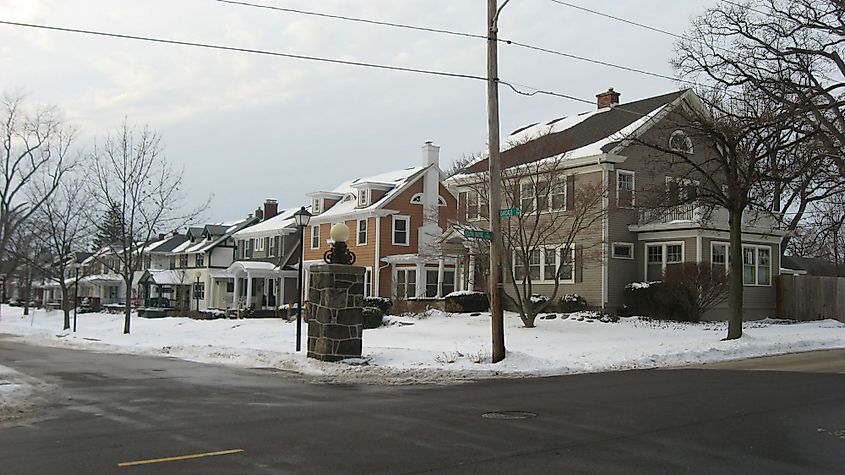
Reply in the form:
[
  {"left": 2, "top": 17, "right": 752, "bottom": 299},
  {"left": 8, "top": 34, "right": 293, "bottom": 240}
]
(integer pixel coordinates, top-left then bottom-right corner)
[
  {"left": 438, "top": 195, "right": 447, "bottom": 206},
  {"left": 669, "top": 130, "right": 694, "bottom": 154},
  {"left": 311, "top": 198, "right": 322, "bottom": 215},
  {"left": 411, "top": 194, "right": 422, "bottom": 204}
]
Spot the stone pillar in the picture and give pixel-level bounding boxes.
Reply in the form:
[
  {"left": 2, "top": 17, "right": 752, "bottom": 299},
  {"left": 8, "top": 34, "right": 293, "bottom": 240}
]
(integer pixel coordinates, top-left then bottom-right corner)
[{"left": 307, "top": 264, "right": 365, "bottom": 362}]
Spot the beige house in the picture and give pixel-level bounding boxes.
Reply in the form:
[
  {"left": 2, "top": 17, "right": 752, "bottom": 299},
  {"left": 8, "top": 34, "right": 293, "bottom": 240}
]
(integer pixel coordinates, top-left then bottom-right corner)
[{"left": 447, "top": 88, "right": 785, "bottom": 320}]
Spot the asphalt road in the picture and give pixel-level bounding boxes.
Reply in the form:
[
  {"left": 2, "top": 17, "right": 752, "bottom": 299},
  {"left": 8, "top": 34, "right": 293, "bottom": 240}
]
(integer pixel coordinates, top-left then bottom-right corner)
[{"left": 1, "top": 337, "right": 843, "bottom": 474}]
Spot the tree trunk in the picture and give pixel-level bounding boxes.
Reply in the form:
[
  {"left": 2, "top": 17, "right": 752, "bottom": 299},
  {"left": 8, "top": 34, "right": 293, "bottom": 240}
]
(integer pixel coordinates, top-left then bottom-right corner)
[
  {"left": 726, "top": 208, "right": 744, "bottom": 340},
  {"left": 61, "top": 283, "right": 70, "bottom": 330},
  {"left": 123, "top": 276, "right": 132, "bottom": 334},
  {"left": 23, "top": 264, "right": 30, "bottom": 316}
]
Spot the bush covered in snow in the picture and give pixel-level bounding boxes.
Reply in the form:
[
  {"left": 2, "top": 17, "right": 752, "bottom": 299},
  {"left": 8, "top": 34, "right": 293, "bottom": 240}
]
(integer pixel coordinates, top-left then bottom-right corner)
[
  {"left": 362, "top": 307, "right": 384, "bottom": 329},
  {"left": 363, "top": 297, "right": 393, "bottom": 315},
  {"left": 559, "top": 293, "right": 587, "bottom": 312},
  {"left": 444, "top": 291, "right": 489, "bottom": 313}
]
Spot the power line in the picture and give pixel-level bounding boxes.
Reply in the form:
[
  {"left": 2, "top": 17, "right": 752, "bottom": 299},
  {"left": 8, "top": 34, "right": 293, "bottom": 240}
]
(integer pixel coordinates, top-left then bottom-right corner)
[
  {"left": 211, "top": 0, "right": 701, "bottom": 89},
  {"left": 0, "top": 19, "right": 487, "bottom": 82},
  {"left": 547, "top": 0, "right": 684, "bottom": 40}
]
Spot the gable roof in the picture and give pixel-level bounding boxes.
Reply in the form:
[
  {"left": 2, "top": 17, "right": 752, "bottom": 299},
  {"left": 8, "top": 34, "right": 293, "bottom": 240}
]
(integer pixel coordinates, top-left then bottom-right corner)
[
  {"left": 171, "top": 217, "right": 257, "bottom": 254},
  {"left": 463, "top": 89, "right": 688, "bottom": 174},
  {"left": 309, "top": 166, "right": 428, "bottom": 223},
  {"left": 782, "top": 255, "right": 845, "bottom": 277},
  {"left": 145, "top": 234, "right": 188, "bottom": 253},
  {"left": 234, "top": 207, "right": 302, "bottom": 238}
]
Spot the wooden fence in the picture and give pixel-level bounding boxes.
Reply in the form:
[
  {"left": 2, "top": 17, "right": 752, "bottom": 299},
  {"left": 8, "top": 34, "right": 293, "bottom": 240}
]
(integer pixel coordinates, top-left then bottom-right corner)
[{"left": 776, "top": 275, "right": 845, "bottom": 322}]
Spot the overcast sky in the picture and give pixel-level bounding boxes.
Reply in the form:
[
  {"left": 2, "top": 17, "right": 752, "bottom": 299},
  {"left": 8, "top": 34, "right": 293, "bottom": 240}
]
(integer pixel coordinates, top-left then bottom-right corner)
[{"left": 0, "top": 0, "right": 717, "bottom": 223}]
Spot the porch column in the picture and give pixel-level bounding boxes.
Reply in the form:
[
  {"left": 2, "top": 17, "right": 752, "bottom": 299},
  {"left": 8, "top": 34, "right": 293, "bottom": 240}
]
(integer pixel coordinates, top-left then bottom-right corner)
[
  {"left": 468, "top": 254, "right": 476, "bottom": 291},
  {"left": 437, "top": 257, "right": 445, "bottom": 297},
  {"left": 415, "top": 263, "right": 424, "bottom": 298},
  {"left": 245, "top": 273, "right": 253, "bottom": 308},
  {"left": 233, "top": 276, "right": 241, "bottom": 309},
  {"left": 209, "top": 276, "right": 216, "bottom": 309}
]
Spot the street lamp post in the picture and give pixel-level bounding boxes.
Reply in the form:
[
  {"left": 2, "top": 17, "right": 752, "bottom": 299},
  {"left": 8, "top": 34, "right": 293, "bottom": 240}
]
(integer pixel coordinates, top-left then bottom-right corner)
[
  {"left": 73, "top": 267, "right": 79, "bottom": 332},
  {"left": 293, "top": 206, "right": 312, "bottom": 352},
  {"left": 194, "top": 272, "right": 201, "bottom": 313}
]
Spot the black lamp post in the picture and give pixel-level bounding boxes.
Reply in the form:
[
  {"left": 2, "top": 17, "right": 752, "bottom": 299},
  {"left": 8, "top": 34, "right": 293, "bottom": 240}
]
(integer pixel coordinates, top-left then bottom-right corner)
[
  {"left": 293, "top": 206, "right": 312, "bottom": 352},
  {"left": 194, "top": 272, "right": 201, "bottom": 313}
]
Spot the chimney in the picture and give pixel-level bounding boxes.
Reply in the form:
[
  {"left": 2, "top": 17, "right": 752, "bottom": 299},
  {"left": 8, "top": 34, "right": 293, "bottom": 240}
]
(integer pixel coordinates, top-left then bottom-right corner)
[
  {"left": 255, "top": 207, "right": 264, "bottom": 220},
  {"left": 263, "top": 199, "right": 278, "bottom": 220},
  {"left": 158, "top": 233, "right": 166, "bottom": 240},
  {"left": 421, "top": 141, "right": 440, "bottom": 168},
  {"left": 596, "top": 87, "right": 620, "bottom": 109}
]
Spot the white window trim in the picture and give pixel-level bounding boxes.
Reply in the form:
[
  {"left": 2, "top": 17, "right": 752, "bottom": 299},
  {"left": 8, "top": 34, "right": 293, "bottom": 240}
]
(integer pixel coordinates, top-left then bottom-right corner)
[
  {"left": 254, "top": 237, "right": 265, "bottom": 252},
  {"left": 395, "top": 267, "right": 417, "bottom": 298},
  {"left": 268, "top": 236, "right": 276, "bottom": 258},
  {"left": 519, "top": 177, "right": 568, "bottom": 214},
  {"left": 611, "top": 242, "right": 634, "bottom": 260},
  {"left": 616, "top": 170, "right": 636, "bottom": 208},
  {"left": 462, "top": 190, "right": 487, "bottom": 222},
  {"left": 364, "top": 267, "right": 372, "bottom": 297},
  {"left": 311, "top": 225, "right": 320, "bottom": 249},
  {"left": 742, "top": 244, "right": 772, "bottom": 287},
  {"left": 643, "top": 241, "right": 685, "bottom": 278},
  {"left": 512, "top": 245, "right": 576, "bottom": 284},
  {"left": 710, "top": 241, "right": 730, "bottom": 272},
  {"left": 357, "top": 218, "right": 368, "bottom": 246},
  {"left": 358, "top": 189, "right": 369, "bottom": 207},
  {"left": 311, "top": 198, "right": 322, "bottom": 215},
  {"left": 392, "top": 215, "right": 410, "bottom": 246},
  {"left": 669, "top": 130, "right": 694, "bottom": 154}
]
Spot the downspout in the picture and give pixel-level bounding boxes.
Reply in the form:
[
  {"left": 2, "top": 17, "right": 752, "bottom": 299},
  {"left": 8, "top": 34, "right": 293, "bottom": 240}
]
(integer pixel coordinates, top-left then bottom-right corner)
[
  {"left": 599, "top": 156, "right": 609, "bottom": 311},
  {"left": 374, "top": 215, "right": 382, "bottom": 296}
]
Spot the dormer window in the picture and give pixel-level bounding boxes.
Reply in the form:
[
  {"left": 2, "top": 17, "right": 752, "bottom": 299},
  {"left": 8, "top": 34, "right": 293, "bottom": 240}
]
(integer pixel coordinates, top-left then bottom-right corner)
[
  {"left": 311, "top": 198, "right": 322, "bottom": 215},
  {"left": 358, "top": 189, "right": 369, "bottom": 207},
  {"left": 669, "top": 130, "right": 694, "bottom": 154}
]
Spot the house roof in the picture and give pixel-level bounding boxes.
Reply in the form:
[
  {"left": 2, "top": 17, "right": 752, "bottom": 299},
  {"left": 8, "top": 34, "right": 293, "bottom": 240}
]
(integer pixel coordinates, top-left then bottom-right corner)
[
  {"left": 145, "top": 234, "right": 188, "bottom": 253},
  {"left": 234, "top": 207, "right": 302, "bottom": 239},
  {"left": 309, "top": 166, "right": 428, "bottom": 223},
  {"left": 462, "top": 89, "right": 688, "bottom": 174},
  {"left": 171, "top": 218, "right": 257, "bottom": 254},
  {"left": 782, "top": 256, "right": 845, "bottom": 277}
]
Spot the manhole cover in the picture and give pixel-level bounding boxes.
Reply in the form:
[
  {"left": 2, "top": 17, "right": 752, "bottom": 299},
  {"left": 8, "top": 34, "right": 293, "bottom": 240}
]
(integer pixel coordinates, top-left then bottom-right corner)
[{"left": 481, "top": 411, "right": 538, "bottom": 420}]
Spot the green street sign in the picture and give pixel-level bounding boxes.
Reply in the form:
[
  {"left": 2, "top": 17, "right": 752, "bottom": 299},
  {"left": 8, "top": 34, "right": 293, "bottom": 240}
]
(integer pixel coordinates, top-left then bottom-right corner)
[
  {"left": 463, "top": 229, "right": 493, "bottom": 240},
  {"left": 499, "top": 207, "right": 521, "bottom": 217}
]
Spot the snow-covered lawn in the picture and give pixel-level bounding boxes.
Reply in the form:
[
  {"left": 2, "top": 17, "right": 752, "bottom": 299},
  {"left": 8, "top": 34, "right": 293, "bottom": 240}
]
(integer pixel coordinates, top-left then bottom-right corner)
[{"left": 1, "top": 305, "right": 843, "bottom": 384}]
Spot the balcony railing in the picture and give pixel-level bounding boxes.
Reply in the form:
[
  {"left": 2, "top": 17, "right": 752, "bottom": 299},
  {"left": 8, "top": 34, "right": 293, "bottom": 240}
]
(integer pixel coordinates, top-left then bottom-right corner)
[
  {"left": 638, "top": 203, "right": 701, "bottom": 225},
  {"left": 636, "top": 203, "right": 779, "bottom": 230}
]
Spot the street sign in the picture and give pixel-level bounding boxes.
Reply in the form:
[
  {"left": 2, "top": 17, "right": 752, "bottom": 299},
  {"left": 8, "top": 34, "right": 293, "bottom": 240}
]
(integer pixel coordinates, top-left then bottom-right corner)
[
  {"left": 463, "top": 229, "right": 493, "bottom": 240},
  {"left": 499, "top": 207, "right": 521, "bottom": 217}
]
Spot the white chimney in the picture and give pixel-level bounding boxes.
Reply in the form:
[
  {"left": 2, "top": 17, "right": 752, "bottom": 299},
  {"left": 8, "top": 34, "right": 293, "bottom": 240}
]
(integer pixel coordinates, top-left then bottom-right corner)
[{"left": 421, "top": 141, "right": 440, "bottom": 168}]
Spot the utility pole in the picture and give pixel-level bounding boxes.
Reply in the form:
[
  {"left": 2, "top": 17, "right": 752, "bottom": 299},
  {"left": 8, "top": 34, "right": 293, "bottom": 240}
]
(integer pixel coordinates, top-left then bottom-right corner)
[{"left": 488, "top": 0, "right": 508, "bottom": 363}]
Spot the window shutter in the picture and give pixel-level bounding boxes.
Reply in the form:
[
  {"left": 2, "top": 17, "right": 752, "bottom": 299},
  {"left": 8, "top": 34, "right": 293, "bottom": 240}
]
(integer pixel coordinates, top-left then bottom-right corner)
[
  {"left": 458, "top": 192, "right": 467, "bottom": 221},
  {"left": 566, "top": 175, "right": 575, "bottom": 210}
]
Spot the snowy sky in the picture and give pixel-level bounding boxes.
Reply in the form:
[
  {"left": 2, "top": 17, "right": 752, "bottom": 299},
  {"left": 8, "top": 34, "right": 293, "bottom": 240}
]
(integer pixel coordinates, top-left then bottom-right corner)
[{"left": 0, "top": 0, "right": 716, "bottom": 223}]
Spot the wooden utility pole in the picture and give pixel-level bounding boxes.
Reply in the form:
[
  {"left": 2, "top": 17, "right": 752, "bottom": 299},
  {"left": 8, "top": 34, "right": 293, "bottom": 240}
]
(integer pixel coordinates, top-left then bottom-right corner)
[{"left": 487, "top": 0, "right": 508, "bottom": 363}]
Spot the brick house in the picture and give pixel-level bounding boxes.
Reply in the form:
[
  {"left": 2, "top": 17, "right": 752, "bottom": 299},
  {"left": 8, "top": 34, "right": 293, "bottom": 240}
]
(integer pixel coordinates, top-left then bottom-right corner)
[
  {"left": 447, "top": 88, "right": 786, "bottom": 320},
  {"left": 301, "top": 142, "right": 458, "bottom": 300}
]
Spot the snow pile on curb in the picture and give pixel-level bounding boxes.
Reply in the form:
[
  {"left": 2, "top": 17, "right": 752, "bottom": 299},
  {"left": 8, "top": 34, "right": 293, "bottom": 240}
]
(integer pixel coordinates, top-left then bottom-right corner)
[
  {"left": 0, "top": 364, "right": 48, "bottom": 421},
  {"left": 1, "top": 305, "right": 844, "bottom": 384}
]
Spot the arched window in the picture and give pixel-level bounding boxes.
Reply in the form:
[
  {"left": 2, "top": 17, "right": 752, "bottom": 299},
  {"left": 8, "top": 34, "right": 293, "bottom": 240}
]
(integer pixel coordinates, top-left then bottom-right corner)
[{"left": 669, "top": 130, "right": 694, "bottom": 154}]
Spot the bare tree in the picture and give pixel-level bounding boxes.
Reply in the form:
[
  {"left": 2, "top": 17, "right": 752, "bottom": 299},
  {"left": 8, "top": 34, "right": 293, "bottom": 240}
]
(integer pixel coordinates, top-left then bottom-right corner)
[
  {"left": 635, "top": 89, "right": 805, "bottom": 339},
  {"left": 458, "top": 153, "right": 607, "bottom": 328},
  {"left": 29, "top": 173, "right": 92, "bottom": 330},
  {"left": 89, "top": 121, "right": 207, "bottom": 334},
  {"left": 674, "top": 0, "right": 845, "bottom": 246},
  {"left": 1, "top": 92, "right": 75, "bottom": 267},
  {"left": 789, "top": 193, "right": 845, "bottom": 273}
]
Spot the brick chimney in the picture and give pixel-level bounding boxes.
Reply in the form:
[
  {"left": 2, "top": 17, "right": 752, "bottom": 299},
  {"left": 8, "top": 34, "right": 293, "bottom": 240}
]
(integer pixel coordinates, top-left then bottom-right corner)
[
  {"left": 255, "top": 207, "right": 264, "bottom": 220},
  {"left": 596, "top": 87, "right": 620, "bottom": 109},
  {"left": 158, "top": 233, "right": 166, "bottom": 240},
  {"left": 263, "top": 199, "right": 278, "bottom": 220}
]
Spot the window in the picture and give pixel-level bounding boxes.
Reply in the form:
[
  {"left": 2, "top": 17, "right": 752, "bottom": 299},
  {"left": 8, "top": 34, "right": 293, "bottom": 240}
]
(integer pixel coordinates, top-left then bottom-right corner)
[
  {"left": 364, "top": 268, "right": 372, "bottom": 297},
  {"left": 669, "top": 130, "right": 694, "bottom": 154},
  {"left": 143, "top": 255, "right": 152, "bottom": 270},
  {"left": 268, "top": 236, "right": 276, "bottom": 257},
  {"left": 393, "top": 215, "right": 410, "bottom": 246},
  {"left": 169, "top": 255, "right": 176, "bottom": 270},
  {"left": 254, "top": 237, "right": 265, "bottom": 252},
  {"left": 513, "top": 246, "right": 575, "bottom": 283},
  {"left": 245, "top": 239, "right": 253, "bottom": 259},
  {"left": 424, "top": 269, "right": 456, "bottom": 297},
  {"left": 195, "top": 253, "right": 204, "bottom": 267},
  {"left": 179, "top": 254, "right": 188, "bottom": 268},
  {"left": 612, "top": 242, "right": 634, "bottom": 259},
  {"left": 425, "top": 270, "right": 439, "bottom": 298},
  {"left": 193, "top": 281, "right": 205, "bottom": 300},
  {"left": 396, "top": 268, "right": 416, "bottom": 298},
  {"left": 358, "top": 189, "right": 369, "bottom": 207},
  {"left": 711, "top": 242, "right": 729, "bottom": 272},
  {"left": 617, "top": 170, "right": 635, "bottom": 208},
  {"left": 357, "top": 219, "right": 367, "bottom": 246},
  {"left": 551, "top": 181, "right": 567, "bottom": 211},
  {"left": 311, "top": 225, "right": 320, "bottom": 249},
  {"left": 460, "top": 190, "right": 488, "bottom": 221},
  {"left": 520, "top": 182, "right": 535, "bottom": 213},
  {"left": 645, "top": 242, "right": 684, "bottom": 280},
  {"left": 311, "top": 198, "right": 322, "bottom": 215},
  {"left": 237, "top": 239, "right": 244, "bottom": 259},
  {"left": 742, "top": 245, "right": 771, "bottom": 286}
]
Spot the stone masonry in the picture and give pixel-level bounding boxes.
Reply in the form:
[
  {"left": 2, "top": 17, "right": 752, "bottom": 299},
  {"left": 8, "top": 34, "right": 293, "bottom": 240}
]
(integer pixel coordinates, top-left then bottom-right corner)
[{"left": 307, "top": 264, "right": 365, "bottom": 362}]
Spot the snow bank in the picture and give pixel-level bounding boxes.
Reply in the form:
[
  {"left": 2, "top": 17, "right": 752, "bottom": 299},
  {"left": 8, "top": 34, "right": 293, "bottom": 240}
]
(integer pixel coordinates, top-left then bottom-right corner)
[
  {"left": 0, "top": 364, "right": 49, "bottom": 421},
  {"left": 1, "top": 305, "right": 843, "bottom": 385}
]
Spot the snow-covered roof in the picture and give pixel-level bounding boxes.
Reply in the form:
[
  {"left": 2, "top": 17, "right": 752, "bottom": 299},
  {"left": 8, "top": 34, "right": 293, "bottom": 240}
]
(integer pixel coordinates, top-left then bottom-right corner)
[
  {"left": 459, "top": 89, "right": 688, "bottom": 176},
  {"left": 171, "top": 217, "right": 256, "bottom": 254},
  {"left": 142, "top": 269, "right": 186, "bottom": 285},
  {"left": 310, "top": 166, "right": 427, "bottom": 223},
  {"left": 234, "top": 207, "right": 301, "bottom": 239}
]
